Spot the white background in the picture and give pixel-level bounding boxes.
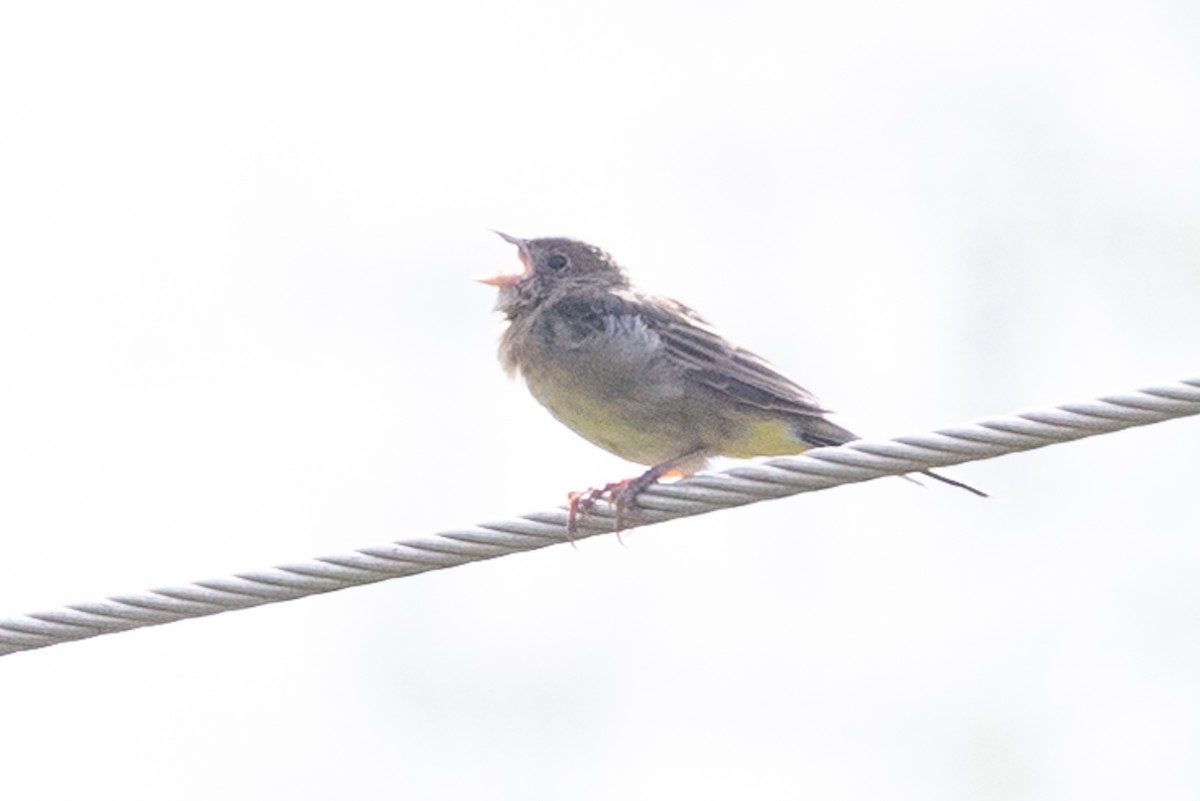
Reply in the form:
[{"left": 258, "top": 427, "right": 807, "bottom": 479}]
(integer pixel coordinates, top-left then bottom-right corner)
[{"left": 2, "top": 2, "right": 1199, "bottom": 799}]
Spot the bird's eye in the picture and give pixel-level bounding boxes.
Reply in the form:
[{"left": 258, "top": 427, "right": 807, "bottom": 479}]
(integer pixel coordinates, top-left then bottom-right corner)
[{"left": 546, "top": 254, "right": 568, "bottom": 271}]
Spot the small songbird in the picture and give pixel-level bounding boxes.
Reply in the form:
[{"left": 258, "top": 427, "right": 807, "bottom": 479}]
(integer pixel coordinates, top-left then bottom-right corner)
[{"left": 481, "top": 232, "right": 985, "bottom": 531}]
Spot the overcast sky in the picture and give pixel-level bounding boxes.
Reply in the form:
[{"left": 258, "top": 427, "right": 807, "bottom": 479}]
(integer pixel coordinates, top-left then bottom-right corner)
[{"left": 2, "top": 2, "right": 1199, "bottom": 799}]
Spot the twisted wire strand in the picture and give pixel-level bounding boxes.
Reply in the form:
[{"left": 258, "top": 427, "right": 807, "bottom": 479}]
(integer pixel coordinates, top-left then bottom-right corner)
[{"left": 2, "top": 376, "right": 1197, "bottom": 657}]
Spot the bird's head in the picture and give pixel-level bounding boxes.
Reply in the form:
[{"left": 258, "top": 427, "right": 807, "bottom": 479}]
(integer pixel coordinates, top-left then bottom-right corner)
[{"left": 481, "top": 232, "right": 629, "bottom": 317}]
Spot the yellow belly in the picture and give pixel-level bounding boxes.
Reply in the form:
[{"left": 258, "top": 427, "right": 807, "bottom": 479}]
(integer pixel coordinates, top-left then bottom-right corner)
[
  {"left": 525, "top": 371, "right": 696, "bottom": 464},
  {"left": 716, "top": 415, "right": 810, "bottom": 458},
  {"left": 524, "top": 365, "right": 809, "bottom": 465}
]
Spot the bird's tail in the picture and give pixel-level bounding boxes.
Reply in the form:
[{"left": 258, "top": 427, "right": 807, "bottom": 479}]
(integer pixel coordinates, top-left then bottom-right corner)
[
  {"left": 794, "top": 417, "right": 988, "bottom": 498},
  {"left": 914, "top": 469, "right": 988, "bottom": 497},
  {"left": 793, "top": 417, "right": 859, "bottom": 449}
]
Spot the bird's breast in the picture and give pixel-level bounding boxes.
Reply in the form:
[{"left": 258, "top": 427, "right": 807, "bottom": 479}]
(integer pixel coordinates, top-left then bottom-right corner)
[{"left": 505, "top": 309, "right": 707, "bottom": 464}]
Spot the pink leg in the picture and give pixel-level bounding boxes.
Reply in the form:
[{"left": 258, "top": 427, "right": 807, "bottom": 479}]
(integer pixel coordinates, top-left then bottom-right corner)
[{"left": 566, "top": 448, "right": 707, "bottom": 538}]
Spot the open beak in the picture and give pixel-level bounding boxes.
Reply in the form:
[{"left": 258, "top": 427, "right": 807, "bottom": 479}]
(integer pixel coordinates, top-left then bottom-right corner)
[
  {"left": 477, "top": 273, "right": 522, "bottom": 288},
  {"left": 478, "top": 230, "right": 532, "bottom": 287}
]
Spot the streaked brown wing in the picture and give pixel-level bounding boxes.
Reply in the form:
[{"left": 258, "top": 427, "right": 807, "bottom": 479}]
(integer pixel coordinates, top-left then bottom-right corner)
[{"left": 629, "top": 291, "right": 832, "bottom": 419}]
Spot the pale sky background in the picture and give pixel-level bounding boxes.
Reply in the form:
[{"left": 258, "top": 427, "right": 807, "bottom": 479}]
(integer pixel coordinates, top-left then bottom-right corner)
[{"left": 2, "top": 2, "right": 1199, "bottom": 799}]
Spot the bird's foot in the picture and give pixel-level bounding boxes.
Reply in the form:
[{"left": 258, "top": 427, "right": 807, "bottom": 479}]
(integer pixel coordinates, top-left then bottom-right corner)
[
  {"left": 567, "top": 478, "right": 641, "bottom": 539},
  {"left": 566, "top": 461, "right": 691, "bottom": 539}
]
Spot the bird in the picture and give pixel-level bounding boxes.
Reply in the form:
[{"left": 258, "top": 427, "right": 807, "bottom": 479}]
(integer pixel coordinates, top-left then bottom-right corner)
[{"left": 480, "top": 232, "right": 985, "bottom": 533}]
